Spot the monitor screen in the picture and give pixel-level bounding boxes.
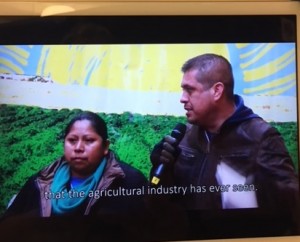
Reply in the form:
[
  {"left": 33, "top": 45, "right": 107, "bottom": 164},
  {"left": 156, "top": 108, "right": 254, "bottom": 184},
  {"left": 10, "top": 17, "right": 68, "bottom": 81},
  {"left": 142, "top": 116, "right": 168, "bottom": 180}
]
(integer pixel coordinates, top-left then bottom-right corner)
[{"left": 0, "top": 12, "right": 299, "bottom": 242}]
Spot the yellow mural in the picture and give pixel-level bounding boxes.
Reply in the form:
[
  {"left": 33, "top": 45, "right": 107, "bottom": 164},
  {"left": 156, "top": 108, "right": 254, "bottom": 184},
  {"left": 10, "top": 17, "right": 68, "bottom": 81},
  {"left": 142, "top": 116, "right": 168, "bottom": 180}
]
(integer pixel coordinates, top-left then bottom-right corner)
[
  {"left": 0, "top": 43, "right": 297, "bottom": 121},
  {"left": 37, "top": 44, "right": 229, "bottom": 92}
]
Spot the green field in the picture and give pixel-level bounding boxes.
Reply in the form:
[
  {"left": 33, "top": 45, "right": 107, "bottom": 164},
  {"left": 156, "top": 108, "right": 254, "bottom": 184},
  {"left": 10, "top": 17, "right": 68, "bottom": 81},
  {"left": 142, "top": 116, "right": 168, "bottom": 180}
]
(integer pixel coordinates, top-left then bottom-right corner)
[{"left": 0, "top": 104, "right": 298, "bottom": 215}]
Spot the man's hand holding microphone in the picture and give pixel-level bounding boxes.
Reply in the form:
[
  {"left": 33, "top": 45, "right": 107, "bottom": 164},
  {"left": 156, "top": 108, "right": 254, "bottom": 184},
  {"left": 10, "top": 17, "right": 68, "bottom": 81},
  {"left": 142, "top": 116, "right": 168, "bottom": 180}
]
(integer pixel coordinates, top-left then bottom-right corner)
[{"left": 151, "top": 123, "right": 186, "bottom": 185}]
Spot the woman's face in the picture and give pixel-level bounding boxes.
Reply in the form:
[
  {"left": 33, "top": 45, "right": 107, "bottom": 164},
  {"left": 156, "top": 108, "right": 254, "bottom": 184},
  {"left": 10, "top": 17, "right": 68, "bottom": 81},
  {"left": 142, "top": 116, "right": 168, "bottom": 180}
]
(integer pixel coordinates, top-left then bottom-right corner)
[{"left": 64, "top": 119, "right": 109, "bottom": 178}]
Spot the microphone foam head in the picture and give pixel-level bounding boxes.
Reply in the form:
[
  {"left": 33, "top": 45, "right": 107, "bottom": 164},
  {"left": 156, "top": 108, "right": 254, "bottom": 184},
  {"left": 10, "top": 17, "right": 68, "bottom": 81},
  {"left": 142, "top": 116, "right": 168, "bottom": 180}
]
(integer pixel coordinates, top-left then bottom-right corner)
[{"left": 171, "top": 123, "right": 186, "bottom": 141}]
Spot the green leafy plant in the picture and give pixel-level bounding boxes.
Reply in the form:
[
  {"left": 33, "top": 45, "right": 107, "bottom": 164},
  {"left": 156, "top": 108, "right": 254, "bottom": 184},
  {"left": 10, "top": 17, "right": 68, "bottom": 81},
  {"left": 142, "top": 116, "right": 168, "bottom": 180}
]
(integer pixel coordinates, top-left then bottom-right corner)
[{"left": 0, "top": 104, "right": 298, "bottom": 215}]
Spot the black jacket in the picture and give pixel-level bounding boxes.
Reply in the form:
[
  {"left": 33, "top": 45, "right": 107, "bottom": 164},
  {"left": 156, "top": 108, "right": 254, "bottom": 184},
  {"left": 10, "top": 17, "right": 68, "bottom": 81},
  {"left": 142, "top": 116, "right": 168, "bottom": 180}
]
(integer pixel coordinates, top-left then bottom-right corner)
[
  {"left": 0, "top": 151, "right": 150, "bottom": 242},
  {"left": 150, "top": 95, "right": 300, "bottom": 239}
]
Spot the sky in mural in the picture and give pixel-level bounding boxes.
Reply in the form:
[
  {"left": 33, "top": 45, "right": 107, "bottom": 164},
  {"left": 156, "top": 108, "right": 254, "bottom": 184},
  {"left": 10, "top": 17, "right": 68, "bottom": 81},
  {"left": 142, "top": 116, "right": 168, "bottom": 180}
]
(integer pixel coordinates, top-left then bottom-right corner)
[{"left": 0, "top": 43, "right": 297, "bottom": 122}]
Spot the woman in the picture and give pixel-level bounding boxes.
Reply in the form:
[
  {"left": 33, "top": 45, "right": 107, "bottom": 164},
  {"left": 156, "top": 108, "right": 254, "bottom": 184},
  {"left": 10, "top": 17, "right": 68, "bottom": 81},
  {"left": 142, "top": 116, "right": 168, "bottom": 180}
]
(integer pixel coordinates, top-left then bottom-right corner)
[{"left": 1, "top": 112, "right": 148, "bottom": 238}]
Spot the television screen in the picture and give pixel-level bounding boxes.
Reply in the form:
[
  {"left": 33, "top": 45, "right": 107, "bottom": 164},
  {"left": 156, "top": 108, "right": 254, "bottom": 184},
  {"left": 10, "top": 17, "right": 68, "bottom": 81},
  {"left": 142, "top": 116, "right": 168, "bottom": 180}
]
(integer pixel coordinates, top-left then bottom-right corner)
[{"left": 0, "top": 14, "right": 299, "bottom": 242}]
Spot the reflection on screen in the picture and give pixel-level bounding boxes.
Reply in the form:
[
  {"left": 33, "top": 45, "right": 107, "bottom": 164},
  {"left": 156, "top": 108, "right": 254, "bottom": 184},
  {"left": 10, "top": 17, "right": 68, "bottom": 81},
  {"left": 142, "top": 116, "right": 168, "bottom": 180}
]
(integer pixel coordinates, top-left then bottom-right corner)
[{"left": 0, "top": 16, "right": 299, "bottom": 242}]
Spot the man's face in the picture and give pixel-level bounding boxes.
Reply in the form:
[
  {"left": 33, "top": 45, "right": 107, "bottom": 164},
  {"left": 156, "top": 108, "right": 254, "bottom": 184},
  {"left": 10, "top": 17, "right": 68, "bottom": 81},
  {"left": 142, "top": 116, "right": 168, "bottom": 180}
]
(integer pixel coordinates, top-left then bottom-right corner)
[{"left": 180, "top": 69, "right": 214, "bottom": 126}]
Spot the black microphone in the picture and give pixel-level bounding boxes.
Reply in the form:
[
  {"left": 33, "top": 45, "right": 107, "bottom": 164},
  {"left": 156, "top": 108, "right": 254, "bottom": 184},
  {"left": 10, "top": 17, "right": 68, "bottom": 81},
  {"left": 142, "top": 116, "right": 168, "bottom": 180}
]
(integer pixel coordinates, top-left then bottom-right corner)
[{"left": 151, "top": 123, "right": 186, "bottom": 185}]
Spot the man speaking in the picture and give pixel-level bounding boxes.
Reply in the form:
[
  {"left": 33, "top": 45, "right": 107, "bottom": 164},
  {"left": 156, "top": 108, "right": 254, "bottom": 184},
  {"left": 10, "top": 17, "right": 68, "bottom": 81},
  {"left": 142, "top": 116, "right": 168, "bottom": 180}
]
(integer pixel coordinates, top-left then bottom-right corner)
[{"left": 150, "top": 53, "right": 300, "bottom": 240}]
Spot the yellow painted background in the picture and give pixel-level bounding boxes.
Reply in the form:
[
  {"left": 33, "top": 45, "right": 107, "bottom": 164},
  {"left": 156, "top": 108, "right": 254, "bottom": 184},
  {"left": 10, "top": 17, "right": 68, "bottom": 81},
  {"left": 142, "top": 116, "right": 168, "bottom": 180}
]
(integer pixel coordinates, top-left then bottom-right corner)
[{"left": 37, "top": 44, "right": 229, "bottom": 91}]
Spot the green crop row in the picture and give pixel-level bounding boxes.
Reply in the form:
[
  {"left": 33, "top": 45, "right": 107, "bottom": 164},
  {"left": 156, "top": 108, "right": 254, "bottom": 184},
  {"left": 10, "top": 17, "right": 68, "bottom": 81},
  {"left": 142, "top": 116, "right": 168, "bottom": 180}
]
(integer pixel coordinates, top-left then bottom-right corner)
[{"left": 0, "top": 104, "right": 298, "bottom": 215}]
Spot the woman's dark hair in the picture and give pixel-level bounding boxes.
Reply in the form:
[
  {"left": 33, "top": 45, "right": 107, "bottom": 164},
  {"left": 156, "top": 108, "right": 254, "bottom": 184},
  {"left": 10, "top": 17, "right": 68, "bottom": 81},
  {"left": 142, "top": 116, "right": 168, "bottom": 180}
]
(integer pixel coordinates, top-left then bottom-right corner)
[{"left": 64, "top": 111, "right": 108, "bottom": 141}]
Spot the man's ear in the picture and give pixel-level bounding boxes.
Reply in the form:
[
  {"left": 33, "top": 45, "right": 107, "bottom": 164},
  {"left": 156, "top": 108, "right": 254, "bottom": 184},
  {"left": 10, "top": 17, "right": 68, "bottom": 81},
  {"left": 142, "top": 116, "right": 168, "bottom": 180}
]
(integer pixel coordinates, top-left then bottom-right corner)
[{"left": 212, "top": 82, "right": 224, "bottom": 101}]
